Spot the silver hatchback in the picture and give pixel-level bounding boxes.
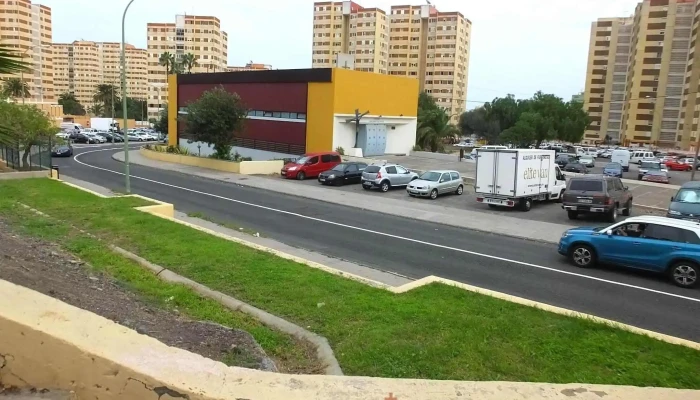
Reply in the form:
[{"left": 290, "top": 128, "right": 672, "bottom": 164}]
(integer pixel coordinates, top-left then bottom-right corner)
[
  {"left": 361, "top": 163, "right": 418, "bottom": 192},
  {"left": 407, "top": 170, "right": 464, "bottom": 199}
]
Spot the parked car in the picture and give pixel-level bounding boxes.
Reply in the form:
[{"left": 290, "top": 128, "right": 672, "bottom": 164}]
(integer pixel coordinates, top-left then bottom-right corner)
[
  {"left": 561, "top": 176, "right": 632, "bottom": 222},
  {"left": 579, "top": 155, "right": 596, "bottom": 168},
  {"left": 97, "top": 131, "right": 123, "bottom": 143},
  {"left": 55, "top": 132, "right": 70, "bottom": 140},
  {"left": 281, "top": 152, "right": 342, "bottom": 180},
  {"left": 317, "top": 162, "right": 367, "bottom": 186},
  {"left": 50, "top": 144, "right": 73, "bottom": 157},
  {"left": 668, "top": 181, "right": 700, "bottom": 222},
  {"left": 630, "top": 150, "right": 656, "bottom": 165},
  {"left": 665, "top": 158, "right": 693, "bottom": 171},
  {"left": 361, "top": 163, "right": 418, "bottom": 192},
  {"left": 638, "top": 160, "right": 667, "bottom": 180},
  {"left": 407, "top": 170, "right": 464, "bottom": 199},
  {"left": 563, "top": 162, "right": 588, "bottom": 174},
  {"left": 69, "top": 132, "right": 96, "bottom": 144},
  {"left": 555, "top": 153, "right": 577, "bottom": 167},
  {"left": 602, "top": 162, "right": 623, "bottom": 178},
  {"left": 558, "top": 216, "right": 700, "bottom": 288},
  {"left": 84, "top": 132, "right": 106, "bottom": 143},
  {"left": 642, "top": 170, "right": 670, "bottom": 184},
  {"left": 599, "top": 149, "right": 612, "bottom": 159},
  {"left": 126, "top": 132, "right": 145, "bottom": 142}
]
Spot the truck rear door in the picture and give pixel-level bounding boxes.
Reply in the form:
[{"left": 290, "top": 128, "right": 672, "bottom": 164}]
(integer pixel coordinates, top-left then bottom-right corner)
[
  {"left": 495, "top": 152, "right": 517, "bottom": 196},
  {"left": 475, "top": 150, "right": 497, "bottom": 194}
]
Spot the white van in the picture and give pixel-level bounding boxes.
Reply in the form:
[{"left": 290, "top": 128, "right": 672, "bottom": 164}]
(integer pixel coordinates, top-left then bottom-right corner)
[
  {"left": 611, "top": 149, "right": 631, "bottom": 172},
  {"left": 60, "top": 122, "right": 82, "bottom": 131},
  {"left": 630, "top": 150, "right": 656, "bottom": 165},
  {"left": 576, "top": 147, "right": 598, "bottom": 157}
]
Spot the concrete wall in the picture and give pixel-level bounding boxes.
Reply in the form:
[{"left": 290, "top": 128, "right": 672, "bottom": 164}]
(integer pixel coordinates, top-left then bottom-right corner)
[
  {"left": 141, "top": 147, "right": 284, "bottom": 175},
  {"left": 180, "top": 139, "right": 298, "bottom": 161},
  {"left": 332, "top": 115, "right": 416, "bottom": 155}
]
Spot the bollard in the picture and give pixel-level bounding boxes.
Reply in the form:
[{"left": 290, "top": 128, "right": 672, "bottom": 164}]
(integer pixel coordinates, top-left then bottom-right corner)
[
  {"left": 459, "top": 148, "right": 464, "bottom": 162},
  {"left": 50, "top": 165, "right": 59, "bottom": 180}
]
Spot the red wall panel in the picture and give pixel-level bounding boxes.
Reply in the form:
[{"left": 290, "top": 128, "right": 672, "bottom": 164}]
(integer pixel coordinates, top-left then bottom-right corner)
[
  {"left": 239, "top": 119, "right": 306, "bottom": 146},
  {"left": 178, "top": 82, "right": 308, "bottom": 113}
]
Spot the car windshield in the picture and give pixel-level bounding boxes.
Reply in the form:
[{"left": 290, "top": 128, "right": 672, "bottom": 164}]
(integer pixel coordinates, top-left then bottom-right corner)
[
  {"left": 604, "top": 163, "right": 621, "bottom": 170},
  {"left": 419, "top": 172, "right": 441, "bottom": 182},
  {"left": 331, "top": 164, "right": 347, "bottom": 171},
  {"left": 675, "top": 189, "right": 700, "bottom": 203},
  {"left": 295, "top": 156, "right": 310, "bottom": 165},
  {"left": 569, "top": 180, "right": 603, "bottom": 191},
  {"left": 646, "top": 170, "right": 665, "bottom": 176},
  {"left": 641, "top": 161, "right": 660, "bottom": 170}
]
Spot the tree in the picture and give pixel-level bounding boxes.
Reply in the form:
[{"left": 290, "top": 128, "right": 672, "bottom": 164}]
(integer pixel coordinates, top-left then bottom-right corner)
[
  {"left": 154, "top": 103, "right": 168, "bottom": 134},
  {"left": 0, "top": 103, "right": 58, "bottom": 168},
  {"left": 183, "top": 87, "right": 248, "bottom": 159},
  {"left": 87, "top": 103, "right": 103, "bottom": 117},
  {"left": 58, "top": 92, "right": 86, "bottom": 115},
  {"left": 3, "top": 77, "right": 29, "bottom": 102},
  {"left": 93, "top": 84, "right": 119, "bottom": 117},
  {"left": 458, "top": 107, "right": 500, "bottom": 144},
  {"left": 115, "top": 97, "right": 147, "bottom": 121},
  {"left": 181, "top": 53, "right": 197, "bottom": 73},
  {"left": 159, "top": 52, "right": 181, "bottom": 74},
  {"left": 416, "top": 108, "right": 461, "bottom": 152},
  {"left": 499, "top": 112, "right": 545, "bottom": 148},
  {"left": 0, "top": 45, "right": 30, "bottom": 145}
]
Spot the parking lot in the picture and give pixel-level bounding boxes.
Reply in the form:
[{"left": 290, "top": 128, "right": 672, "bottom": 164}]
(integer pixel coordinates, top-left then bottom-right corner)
[{"left": 275, "top": 175, "right": 664, "bottom": 226}]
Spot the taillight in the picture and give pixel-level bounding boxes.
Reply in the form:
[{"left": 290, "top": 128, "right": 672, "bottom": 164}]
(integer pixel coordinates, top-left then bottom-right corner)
[
  {"left": 606, "top": 197, "right": 613, "bottom": 205},
  {"left": 376, "top": 171, "right": 382, "bottom": 179}
]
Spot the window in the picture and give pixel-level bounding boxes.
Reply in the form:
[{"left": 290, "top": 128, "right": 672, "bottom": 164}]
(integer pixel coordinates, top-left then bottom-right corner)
[
  {"left": 450, "top": 172, "right": 460, "bottom": 180},
  {"left": 385, "top": 166, "right": 397, "bottom": 174},
  {"left": 644, "top": 224, "right": 685, "bottom": 242},
  {"left": 613, "top": 179, "right": 624, "bottom": 191},
  {"left": 321, "top": 154, "right": 332, "bottom": 163},
  {"left": 568, "top": 180, "right": 603, "bottom": 191},
  {"left": 308, "top": 156, "right": 319, "bottom": 164},
  {"left": 346, "top": 164, "right": 358, "bottom": 173},
  {"left": 683, "top": 230, "right": 700, "bottom": 245},
  {"left": 331, "top": 155, "right": 341, "bottom": 163},
  {"left": 440, "top": 173, "right": 452, "bottom": 182},
  {"left": 395, "top": 166, "right": 407, "bottom": 174}
]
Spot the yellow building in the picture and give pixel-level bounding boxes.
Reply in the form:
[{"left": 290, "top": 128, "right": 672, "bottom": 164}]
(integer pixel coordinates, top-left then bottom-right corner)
[
  {"left": 147, "top": 15, "right": 229, "bottom": 120},
  {"left": 51, "top": 41, "right": 148, "bottom": 108},
  {"left": 167, "top": 68, "right": 419, "bottom": 157},
  {"left": 584, "top": 0, "right": 698, "bottom": 149},
  {"left": 311, "top": 1, "right": 471, "bottom": 125},
  {"left": 0, "top": 0, "right": 54, "bottom": 103}
]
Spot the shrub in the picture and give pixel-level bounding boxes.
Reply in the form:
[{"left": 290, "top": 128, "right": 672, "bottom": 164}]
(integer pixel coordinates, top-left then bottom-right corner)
[
  {"left": 412, "top": 144, "right": 423, "bottom": 151},
  {"left": 335, "top": 146, "right": 345, "bottom": 155}
]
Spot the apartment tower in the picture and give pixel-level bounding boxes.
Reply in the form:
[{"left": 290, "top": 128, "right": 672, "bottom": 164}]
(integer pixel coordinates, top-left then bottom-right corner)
[
  {"left": 388, "top": 5, "right": 471, "bottom": 124},
  {"left": 679, "top": 0, "right": 700, "bottom": 150},
  {"left": 584, "top": 0, "right": 697, "bottom": 149},
  {"left": 147, "top": 15, "right": 229, "bottom": 119},
  {"left": 0, "top": 0, "right": 54, "bottom": 103},
  {"left": 311, "top": 1, "right": 389, "bottom": 73},
  {"left": 52, "top": 41, "right": 148, "bottom": 108}
]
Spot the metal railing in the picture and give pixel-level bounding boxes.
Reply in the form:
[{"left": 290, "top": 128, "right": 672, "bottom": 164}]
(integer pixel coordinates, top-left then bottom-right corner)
[{"left": 0, "top": 139, "right": 53, "bottom": 171}]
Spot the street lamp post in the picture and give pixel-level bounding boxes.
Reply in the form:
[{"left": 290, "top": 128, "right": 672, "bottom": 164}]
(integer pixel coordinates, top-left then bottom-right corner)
[{"left": 121, "top": 0, "right": 136, "bottom": 193}]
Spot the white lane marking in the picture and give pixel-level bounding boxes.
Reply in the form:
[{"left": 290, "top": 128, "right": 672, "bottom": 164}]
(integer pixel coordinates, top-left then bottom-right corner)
[{"left": 73, "top": 148, "right": 700, "bottom": 304}]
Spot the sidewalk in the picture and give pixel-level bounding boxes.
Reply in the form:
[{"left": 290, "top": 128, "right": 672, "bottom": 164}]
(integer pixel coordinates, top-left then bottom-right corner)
[{"left": 114, "top": 150, "right": 572, "bottom": 244}]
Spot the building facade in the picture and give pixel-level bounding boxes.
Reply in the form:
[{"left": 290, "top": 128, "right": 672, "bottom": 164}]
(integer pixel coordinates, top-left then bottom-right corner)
[
  {"left": 147, "top": 15, "right": 229, "bottom": 119},
  {"left": 311, "top": 1, "right": 389, "bottom": 74},
  {"left": 0, "top": 0, "right": 54, "bottom": 103},
  {"left": 168, "top": 68, "right": 419, "bottom": 159},
  {"left": 311, "top": 1, "right": 470, "bottom": 125},
  {"left": 583, "top": 0, "right": 698, "bottom": 149},
  {"left": 52, "top": 41, "right": 148, "bottom": 107}
]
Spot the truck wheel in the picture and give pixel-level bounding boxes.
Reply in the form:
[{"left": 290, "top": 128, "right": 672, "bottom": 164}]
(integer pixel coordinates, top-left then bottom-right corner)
[
  {"left": 520, "top": 198, "right": 532, "bottom": 212},
  {"left": 567, "top": 211, "right": 578, "bottom": 220},
  {"left": 622, "top": 200, "right": 632, "bottom": 216},
  {"left": 607, "top": 206, "right": 618, "bottom": 222}
]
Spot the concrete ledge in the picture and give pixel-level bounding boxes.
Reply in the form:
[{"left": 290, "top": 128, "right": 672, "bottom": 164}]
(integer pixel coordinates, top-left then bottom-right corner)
[
  {"left": 3, "top": 279, "right": 698, "bottom": 400},
  {"left": 140, "top": 147, "right": 283, "bottom": 175},
  {"left": 0, "top": 171, "right": 49, "bottom": 180}
]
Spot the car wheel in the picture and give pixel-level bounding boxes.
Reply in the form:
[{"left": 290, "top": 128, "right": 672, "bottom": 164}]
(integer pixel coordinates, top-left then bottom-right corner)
[
  {"left": 569, "top": 244, "right": 596, "bottom": 268},
  {"left": 567, "top": 210, "right": 578, "bottom": 220},
  {"left": 607, "top": 206, "right": 618, "bottom": 222},
  {"left": 455, "top": 185, "right": 464, "bottom": 195},
  {"left": 669, "top": 261, "right": 699, "bottom": 289},
  {"left": 429, "top": 189, "right": 438, "bottom": 200},
  {"left": 622, "top": 200, "right": 631, "bottom": 217},
  {"left": 637, "top": 175, "right": 642, "bottom": 181},
  {"left": 380, "top": 181, "right": 390, "bottom": 193},
  {"left": 520, "top": 198, "right": 532, "bottom": 212},
  {"left": 296, "top": 171, "right": 306, "bottom": 181}
]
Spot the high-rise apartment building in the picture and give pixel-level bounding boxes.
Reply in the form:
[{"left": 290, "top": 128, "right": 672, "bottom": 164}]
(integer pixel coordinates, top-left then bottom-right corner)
[
  {"left": 311, "top": 1, "right": 471, "bottom": 125},
  {"left": 52, "top": 41, "right": 148, "bottom": 108},
  {"left": 147, "top": 15, "right": 229, "bottom": 119},
  {"left": 0, "top": 0, "right": 54, "bottom": 103},
  {"left": 311, "top": 1, "right": 389, "bottom": 74},
  {"left": 679, "top": 0, "right": 700, "bottom": 150},
  {"left": 583, "top": 0, "right": 698, "bottom": 149}
]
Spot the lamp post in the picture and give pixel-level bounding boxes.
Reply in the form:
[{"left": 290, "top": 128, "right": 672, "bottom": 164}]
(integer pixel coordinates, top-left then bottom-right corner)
[{"left": 121, "top": 0, "right": 136, "bottom": 193}]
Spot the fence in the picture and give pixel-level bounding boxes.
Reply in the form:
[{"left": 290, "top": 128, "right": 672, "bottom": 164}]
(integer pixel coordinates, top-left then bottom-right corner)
[{"left": 0, "top": 139, "right": 53, "bottom": 171}]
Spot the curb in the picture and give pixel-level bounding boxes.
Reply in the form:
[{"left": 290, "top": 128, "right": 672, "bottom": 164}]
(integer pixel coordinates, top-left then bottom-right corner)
[{"left": 110, "top": 245, "right": 344, "bottom": 376}]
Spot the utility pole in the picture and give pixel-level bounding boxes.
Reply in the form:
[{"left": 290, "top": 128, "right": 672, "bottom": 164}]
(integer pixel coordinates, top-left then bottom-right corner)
[
  {"left": 121, "top": 0, "right": 136, "bottom": 193},
  {"left": 691, "top": 132, "right": 700, "bottom": 181}
]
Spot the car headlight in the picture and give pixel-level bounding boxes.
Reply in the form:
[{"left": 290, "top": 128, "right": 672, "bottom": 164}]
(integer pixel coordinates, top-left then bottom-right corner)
[
  {"left": 561, "top": 231, "right": 570, "bottom": 238},
  {"left": 288, "top": 166, "right": 297, "bottom": 171},
  {"left": 668, "top": 210, "right": 681, "bottom": 215},
  {"left": 328, "top": 174, "right": 335, "bottom": 179}
]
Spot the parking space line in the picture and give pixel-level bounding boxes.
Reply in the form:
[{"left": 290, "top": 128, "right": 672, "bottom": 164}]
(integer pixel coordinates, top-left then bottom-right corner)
[{"left": 72, "top": 148, "right": 700, "bottom": 304}]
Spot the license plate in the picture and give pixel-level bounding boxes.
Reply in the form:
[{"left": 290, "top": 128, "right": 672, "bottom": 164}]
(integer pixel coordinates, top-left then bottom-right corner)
[
  {"left": 484, "top": 198, "right": 508, "bottom": 205},
  {"left": 281, "top": 171, "right": 286, "bottom": 176},
  {"left": 409, "top": 190, "right": 419, "bottom": 194},
  {"left": 579, "top": 199, "right": 592, "bottom": 204},
  {"left": 319, "top": 178, "right": 325, "bottom": 182}
]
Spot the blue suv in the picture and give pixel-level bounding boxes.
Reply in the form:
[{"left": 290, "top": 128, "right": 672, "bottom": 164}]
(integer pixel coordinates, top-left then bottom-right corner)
[{"left": 558, "top": 216, "right": 700, "bottom": 288}]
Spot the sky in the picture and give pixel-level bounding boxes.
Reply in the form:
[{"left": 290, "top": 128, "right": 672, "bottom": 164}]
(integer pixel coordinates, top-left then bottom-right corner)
[{"left": 40, "top": 0, "right": 641, "bottom": 109}]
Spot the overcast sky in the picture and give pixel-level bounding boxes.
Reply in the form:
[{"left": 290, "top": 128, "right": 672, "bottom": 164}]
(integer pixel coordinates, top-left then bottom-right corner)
[{"left": 40, "top": 0, "right": 640, "bottom": 109}]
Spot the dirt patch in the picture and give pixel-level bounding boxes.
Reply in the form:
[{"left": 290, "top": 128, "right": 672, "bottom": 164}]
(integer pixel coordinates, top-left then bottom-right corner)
[
  {"left": 0, "top": 165, "right": 15, "bottom": 173},
  {"left": 0, "top": 220, "right": 277, "bottom": 372}
]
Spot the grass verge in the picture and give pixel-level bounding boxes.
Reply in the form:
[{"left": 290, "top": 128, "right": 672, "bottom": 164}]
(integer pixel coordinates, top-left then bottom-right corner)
[{"left": 2, "top": 179, "right": 699, "bottom": 388}]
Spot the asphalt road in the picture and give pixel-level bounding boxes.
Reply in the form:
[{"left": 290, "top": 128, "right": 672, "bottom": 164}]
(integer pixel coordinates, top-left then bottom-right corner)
[{"left": 50, "top": 145, "right": 700, "bottom": 341}]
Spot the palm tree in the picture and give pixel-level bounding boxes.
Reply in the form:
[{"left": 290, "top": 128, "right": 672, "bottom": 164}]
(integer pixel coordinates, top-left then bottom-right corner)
[
  {"left": 416, "top": 109, "right": 461, "bottom": 153},
  {"left": 159, "top": 52, "right": 176, "bottom": 74},
  {"left": 93, "top": 84, "right": 118, "bottom": 117},
  {"left": 3, "top": 77, "right": 30, "bottom": 102},
  {"left": 0, "top": 46, "right": 30, "bottom": 145},
  {"left": 181, "top": 53, "right": 197, "bottom": 73},
  {"left": 88, "top": 103, "right": 104, "bottom": 117}
]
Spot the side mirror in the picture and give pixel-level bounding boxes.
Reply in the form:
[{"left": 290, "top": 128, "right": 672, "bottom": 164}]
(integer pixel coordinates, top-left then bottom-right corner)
[
  {"left": 670, "top": 196, "right": 674, "bottom": 202},
  {"left": 624, "top": 186, "right": 629, "bottom": 191},
  {"left": 606, "top": 230, "right": 613, "bottom": 236}
]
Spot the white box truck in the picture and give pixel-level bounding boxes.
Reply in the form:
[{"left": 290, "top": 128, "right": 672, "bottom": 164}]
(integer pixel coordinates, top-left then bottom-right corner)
[
  {"left": 474, "top": 149, "right": 567, "bottom": 211},
  {"left": 90, "top": 117, "right": 120, "bottom": 132}
]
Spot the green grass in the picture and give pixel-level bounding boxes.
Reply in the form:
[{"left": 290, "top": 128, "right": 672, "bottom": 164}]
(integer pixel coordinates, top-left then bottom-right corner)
[
  {"left": 186, "top": 211, "right": 263, "bottom": 237},
  {"left": 2, "top": 179, "right": 699, "bottom": 388}
]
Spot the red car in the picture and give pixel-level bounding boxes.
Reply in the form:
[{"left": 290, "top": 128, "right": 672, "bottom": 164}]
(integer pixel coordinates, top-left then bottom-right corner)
[
  {"left": 281, "top": 151, "right": 342, "bottom": 180},
  {"left": 665, "top": 159, "right": 693, "bottom": 171}
]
